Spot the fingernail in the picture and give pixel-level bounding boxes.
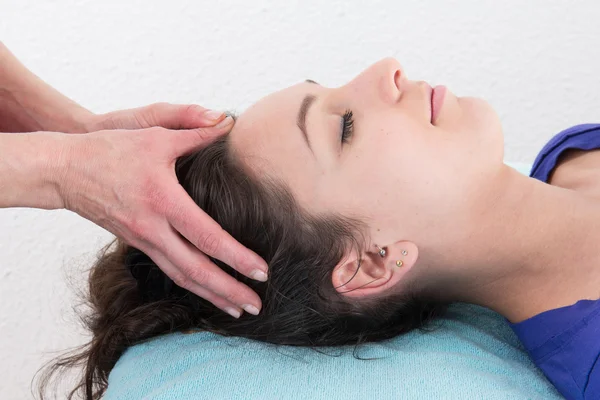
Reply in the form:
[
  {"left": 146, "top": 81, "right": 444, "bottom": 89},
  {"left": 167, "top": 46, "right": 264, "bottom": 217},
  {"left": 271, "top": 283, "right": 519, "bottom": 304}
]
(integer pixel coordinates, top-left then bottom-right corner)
[
  {"left": 242, "top": 304, "right": 260, "bottom": 315},
  {"left": 214, "top": 116, "right": 234, "bottom": 129},
  {"left": 224, "top": 307, "right": 242, "bottom": 319},
  {"left": 250, "top": 269, "right": 268, "bottom": 282},
  {"left": 203, "top": 110, "right": 225, "bottom": 121}
]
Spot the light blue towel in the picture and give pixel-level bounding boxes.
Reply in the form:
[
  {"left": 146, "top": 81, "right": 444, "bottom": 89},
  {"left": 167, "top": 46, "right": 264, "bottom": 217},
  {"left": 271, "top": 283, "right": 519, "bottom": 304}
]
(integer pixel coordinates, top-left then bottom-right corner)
[{"left": 106, "top": 163, "right": 562, "bottom": 400}]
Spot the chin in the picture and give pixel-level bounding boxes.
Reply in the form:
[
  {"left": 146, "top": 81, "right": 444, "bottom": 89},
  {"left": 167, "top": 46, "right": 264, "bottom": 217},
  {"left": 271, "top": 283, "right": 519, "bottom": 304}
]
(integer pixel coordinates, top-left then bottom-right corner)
[
  {"left": 454, "top": 97, "right": 504, "bottom": 164},
  {"left": 461, "top": 97, "right": 501, "bottom": 134}
]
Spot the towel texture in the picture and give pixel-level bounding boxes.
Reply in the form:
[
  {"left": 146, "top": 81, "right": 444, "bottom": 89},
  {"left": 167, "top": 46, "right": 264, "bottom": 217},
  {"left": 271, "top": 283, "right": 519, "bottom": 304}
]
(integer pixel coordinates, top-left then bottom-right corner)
[{"left": 106, "top": 163, "right": 562, "bottom": 399}]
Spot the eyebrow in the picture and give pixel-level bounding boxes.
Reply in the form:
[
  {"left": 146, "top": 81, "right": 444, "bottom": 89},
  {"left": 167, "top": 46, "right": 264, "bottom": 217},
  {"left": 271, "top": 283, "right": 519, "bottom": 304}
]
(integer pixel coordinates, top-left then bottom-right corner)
[{"left": 297, "top": 94, "right": 317, "bottom": 154}]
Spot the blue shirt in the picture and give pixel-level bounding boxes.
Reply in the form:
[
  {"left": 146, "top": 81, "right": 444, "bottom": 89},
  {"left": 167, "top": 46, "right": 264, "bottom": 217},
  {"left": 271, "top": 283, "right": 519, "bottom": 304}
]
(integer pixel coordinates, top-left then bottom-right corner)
[{"left": 508, "top": 123, "right": 600, "bottom": 400}]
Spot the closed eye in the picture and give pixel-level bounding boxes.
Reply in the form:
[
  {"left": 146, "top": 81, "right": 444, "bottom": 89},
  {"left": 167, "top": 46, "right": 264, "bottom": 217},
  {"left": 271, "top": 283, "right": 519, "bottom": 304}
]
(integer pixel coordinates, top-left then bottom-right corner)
[{"left": 341, "top": 110, "right": 354, "bottom": 144}]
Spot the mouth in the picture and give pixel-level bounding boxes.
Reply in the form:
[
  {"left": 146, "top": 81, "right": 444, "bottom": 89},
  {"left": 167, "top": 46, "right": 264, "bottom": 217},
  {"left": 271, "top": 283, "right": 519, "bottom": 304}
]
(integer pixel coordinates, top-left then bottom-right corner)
[{"left": 428, "top": 84, "right": 434, "bottom": 123}]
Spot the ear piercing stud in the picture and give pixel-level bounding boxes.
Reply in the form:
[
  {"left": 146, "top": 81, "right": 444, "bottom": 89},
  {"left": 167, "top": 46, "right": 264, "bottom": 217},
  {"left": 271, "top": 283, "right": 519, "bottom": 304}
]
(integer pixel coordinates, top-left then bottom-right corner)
[
  {"left": 375, "top": 245, "right": 408, "bottom": 267},
  {"left": 375, "top": 245, "right": 386, "bottom": 258}
]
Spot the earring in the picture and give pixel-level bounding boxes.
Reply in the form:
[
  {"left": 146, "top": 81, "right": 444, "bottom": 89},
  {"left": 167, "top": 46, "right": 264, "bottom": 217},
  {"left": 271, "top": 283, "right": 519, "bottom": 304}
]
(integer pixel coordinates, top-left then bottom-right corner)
[
  {"left": 396, "top": 260, "right": 404, "bottom": 267},
  {"left": 401, "top": 250, "right": 408, "bottom": 256},
  {"left": 374, "top": 245, "right": 386, "bottom": 258}
]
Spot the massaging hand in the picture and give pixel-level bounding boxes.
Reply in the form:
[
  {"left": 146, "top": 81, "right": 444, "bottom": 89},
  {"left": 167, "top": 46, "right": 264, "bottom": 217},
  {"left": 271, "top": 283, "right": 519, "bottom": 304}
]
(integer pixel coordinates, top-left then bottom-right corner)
[
  {"left": 0, "top": 43, "right": 266, "bottom": 318},
  {"left": 60, "top": 107, "right": 267, "bottom": 319}
]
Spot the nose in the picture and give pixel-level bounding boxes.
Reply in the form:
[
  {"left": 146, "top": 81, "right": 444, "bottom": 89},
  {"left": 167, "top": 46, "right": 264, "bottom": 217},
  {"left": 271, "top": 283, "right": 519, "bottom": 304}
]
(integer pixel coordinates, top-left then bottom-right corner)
[{"left": 344, "top": 57, "right": 406, "bottom": 104}]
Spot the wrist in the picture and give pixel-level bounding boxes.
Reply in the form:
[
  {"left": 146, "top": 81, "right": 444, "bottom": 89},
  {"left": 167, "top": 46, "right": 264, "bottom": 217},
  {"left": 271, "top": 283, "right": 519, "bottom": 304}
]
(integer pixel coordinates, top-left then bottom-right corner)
[
  {"left": 44, "top": 132, "right": 80, "bottom": 209},
  {"left": 56, "top": 105, "right": 95, "bottom": 133},
  {"left": 19, "top": 94, "right": 95, "bottom": 134},
  {"left": 0, "top": 131, "right": 72, "bottom": 209}
]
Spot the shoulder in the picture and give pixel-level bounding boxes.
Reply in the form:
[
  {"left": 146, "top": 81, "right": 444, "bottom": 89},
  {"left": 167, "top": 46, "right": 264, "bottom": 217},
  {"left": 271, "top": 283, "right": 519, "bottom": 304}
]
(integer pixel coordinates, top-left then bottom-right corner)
[
  {"left": 534, "top": 124, "right": 600, "bottom": 200},
  {"left": 548, "top": 148, "right": 600, "bottom": 199},
  {"left": 509, "top": 299, "right": 600, "bottom": 399}
]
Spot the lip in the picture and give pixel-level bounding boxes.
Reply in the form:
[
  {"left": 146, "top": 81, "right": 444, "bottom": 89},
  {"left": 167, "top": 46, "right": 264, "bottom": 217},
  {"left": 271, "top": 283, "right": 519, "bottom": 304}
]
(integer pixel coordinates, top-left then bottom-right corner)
[
  {"left": 430, "top": 85, "right": 447, "bottom": 124},
  {"left": 428, "top": 85, "right": 433, "bottom": 122}
]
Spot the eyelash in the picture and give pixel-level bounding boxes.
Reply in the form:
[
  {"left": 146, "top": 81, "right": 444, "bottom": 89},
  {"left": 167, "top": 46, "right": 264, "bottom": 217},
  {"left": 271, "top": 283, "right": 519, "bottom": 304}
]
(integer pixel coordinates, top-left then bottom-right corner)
[{"left": 341, "top": 110, "right": 354, "bottom": 144}]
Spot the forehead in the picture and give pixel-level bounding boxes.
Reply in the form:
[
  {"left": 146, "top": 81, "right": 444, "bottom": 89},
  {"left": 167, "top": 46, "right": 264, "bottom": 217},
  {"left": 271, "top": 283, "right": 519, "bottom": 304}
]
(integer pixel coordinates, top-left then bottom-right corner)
[
  {"left": 229, "top": 82, "right": 321, "bottom": 205},
  {"left": 232, "top": 82, "right": 307, "bottom": 142}
]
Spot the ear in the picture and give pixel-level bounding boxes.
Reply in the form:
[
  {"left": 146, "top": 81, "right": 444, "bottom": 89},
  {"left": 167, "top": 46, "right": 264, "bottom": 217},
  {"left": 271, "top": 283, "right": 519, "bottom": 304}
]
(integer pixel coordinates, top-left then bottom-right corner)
[{"left": 332, "top": 241, "right": 419, "bottom": 299}]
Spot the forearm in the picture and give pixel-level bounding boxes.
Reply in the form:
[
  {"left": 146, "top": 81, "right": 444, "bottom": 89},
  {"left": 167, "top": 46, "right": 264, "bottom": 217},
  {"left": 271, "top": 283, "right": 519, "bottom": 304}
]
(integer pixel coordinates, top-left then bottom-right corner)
[
  {"left": 0, "top": 131, "right": 69, "bottom": 209},
  {"left": 0, "top": 42, "right": 93, "bottom": 133}
]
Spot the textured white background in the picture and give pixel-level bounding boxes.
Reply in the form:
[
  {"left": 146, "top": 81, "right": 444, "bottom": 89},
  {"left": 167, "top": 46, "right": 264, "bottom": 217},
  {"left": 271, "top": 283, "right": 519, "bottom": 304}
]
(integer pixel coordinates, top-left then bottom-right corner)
[{"left": 1, "top": 0, "right": 600, "bottom": 398}]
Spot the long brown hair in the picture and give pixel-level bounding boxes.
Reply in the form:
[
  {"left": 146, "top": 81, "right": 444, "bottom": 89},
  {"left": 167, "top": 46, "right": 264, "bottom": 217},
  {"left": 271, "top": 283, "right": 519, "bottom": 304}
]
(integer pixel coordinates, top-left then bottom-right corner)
[{"left": 37, "top": 135, "right": 449, "bottom": 399}]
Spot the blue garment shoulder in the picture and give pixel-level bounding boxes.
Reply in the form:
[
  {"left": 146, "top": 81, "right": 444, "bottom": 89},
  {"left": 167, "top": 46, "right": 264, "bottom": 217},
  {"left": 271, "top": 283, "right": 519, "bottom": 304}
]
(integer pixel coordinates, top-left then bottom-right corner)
[
  {"left": 509, "top": 123, "right": 600, "bottom": 400},
  {"left": 530, "top": 123, "right": 600, "bottom": 182}
]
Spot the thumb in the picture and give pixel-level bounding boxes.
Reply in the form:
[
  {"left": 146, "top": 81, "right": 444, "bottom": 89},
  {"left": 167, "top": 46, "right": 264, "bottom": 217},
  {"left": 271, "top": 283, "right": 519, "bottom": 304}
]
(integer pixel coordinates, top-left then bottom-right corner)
[
  {"left": 168, "top": 115, "right": 235, "bottom": 157},
  {"left": 136, "top": 103, "right": 229, "bottom": 130}
]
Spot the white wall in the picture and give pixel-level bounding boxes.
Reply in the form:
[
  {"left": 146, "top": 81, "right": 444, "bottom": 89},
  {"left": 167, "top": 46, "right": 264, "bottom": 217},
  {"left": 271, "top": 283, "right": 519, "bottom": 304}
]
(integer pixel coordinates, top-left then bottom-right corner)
[{"left": 1, "top": 0, "right": 600, "bottom": 398}]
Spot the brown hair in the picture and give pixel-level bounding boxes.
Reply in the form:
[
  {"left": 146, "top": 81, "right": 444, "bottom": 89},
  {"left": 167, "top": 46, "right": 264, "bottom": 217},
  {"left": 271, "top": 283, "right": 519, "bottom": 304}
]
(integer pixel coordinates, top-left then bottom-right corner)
[{"left": 37, "top": 135, "right": 449, "bottom": 400}]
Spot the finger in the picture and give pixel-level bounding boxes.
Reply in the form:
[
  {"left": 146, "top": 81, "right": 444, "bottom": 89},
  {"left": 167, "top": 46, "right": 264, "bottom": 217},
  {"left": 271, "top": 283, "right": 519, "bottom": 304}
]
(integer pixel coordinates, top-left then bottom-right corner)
[
  {"left": 167, "top": 184, "right": 269, "bottom": 282},
  {"left": 167, "top": 116, "right": 235, "bottom": 157},
  {"left": 137, "top": 103, "right": 229, "bottom": 130},
  {"left": 158, "top": 229, "right": 263, "bottom": 315},
  {"left": 144, "top": 246, "right": 245, "bottom": 319}
]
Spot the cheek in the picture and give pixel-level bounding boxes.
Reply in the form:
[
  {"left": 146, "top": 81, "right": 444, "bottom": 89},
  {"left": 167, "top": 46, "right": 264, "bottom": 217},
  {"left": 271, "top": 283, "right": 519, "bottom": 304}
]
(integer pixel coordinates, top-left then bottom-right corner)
[
  {"left": 366, "top": 115, "right": 493, "bottom": 216},
  {"left": 325, "top": 102, "right": 503, "bottom": 223},
  {"left": 341, "top": 115, "right": 446, "bottom": 204}
]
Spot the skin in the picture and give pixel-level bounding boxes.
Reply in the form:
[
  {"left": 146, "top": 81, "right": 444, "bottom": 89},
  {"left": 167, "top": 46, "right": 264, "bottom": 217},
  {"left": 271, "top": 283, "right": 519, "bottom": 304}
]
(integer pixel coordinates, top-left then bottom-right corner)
[
  {"left": 549, "top": 148, "right": 600, "bottom": 199},
  {"left": 231, "top": 57, "right": 600, "bottom": 323},
  {"left": 0, "top": 42, "right": 267, "bottom": 319}
]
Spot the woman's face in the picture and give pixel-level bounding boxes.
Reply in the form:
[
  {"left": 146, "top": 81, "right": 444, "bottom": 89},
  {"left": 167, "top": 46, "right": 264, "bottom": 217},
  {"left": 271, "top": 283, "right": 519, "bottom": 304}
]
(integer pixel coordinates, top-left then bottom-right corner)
[{"left": 230, "top": 57, "right": 504, "bottom": 260}]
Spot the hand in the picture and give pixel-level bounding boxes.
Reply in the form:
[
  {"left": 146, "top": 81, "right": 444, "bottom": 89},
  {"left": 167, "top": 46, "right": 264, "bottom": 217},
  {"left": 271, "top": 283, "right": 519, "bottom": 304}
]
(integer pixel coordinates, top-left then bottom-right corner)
[
  {"left": 58, "top": 111, "right": 268, "bottom": 319},
  {"left": 84, "top": 102, "right": 228, "bottom": 132}
]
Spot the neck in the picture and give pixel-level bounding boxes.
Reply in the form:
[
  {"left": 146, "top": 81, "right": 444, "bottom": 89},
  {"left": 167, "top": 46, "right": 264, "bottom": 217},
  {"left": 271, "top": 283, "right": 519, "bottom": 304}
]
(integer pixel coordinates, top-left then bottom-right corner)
[{"left": 415, "top": 164, "right": 600, "bottom": 323}]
